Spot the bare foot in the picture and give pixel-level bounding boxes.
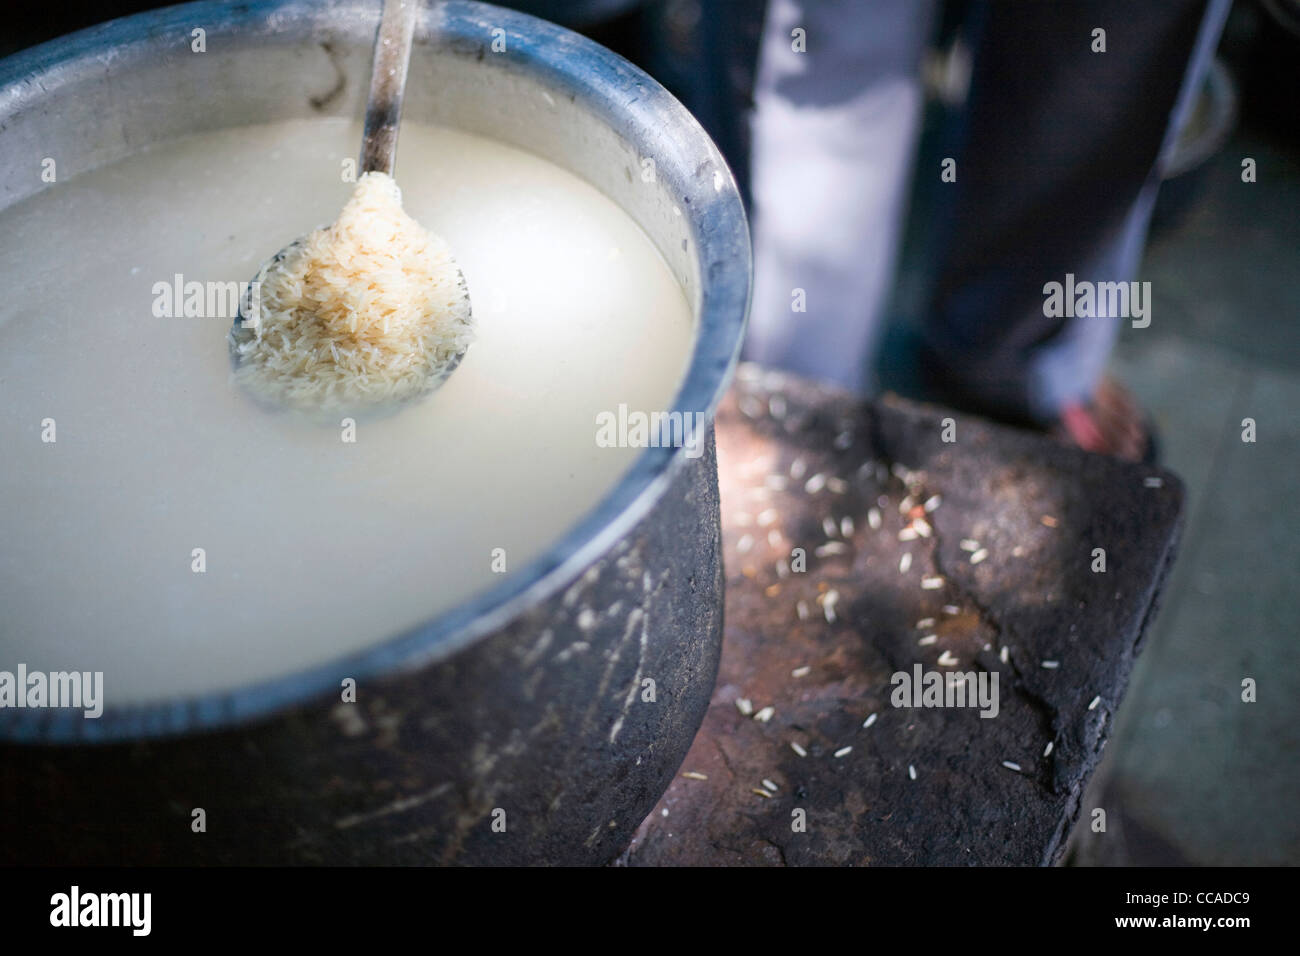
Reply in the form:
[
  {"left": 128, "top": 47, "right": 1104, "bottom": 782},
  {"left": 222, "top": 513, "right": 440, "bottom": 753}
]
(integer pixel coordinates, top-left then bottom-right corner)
[{"left": 1054, "top": 377, "right": 1150, "bottom": 462}]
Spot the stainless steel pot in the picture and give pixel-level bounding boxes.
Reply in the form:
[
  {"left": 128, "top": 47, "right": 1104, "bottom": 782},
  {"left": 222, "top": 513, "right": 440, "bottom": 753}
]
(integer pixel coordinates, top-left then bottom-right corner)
[{"left": 0, "top": 0, "right": 749, "bottom": 865}]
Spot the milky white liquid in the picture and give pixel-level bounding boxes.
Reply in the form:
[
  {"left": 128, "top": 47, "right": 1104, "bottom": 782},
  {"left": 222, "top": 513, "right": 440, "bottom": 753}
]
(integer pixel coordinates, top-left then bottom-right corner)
[{"left": 0, "top": 119, "right": 693, "bottom": 704}]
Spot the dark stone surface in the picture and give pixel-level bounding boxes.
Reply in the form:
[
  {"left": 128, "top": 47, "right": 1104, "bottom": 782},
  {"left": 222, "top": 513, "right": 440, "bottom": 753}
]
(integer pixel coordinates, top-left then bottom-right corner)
[
  {"left": 620, "top": 365, "right": 1184, "bottom": 866},
  {"left": 0, "top": 438, "right": 722, "bottom": 866}
]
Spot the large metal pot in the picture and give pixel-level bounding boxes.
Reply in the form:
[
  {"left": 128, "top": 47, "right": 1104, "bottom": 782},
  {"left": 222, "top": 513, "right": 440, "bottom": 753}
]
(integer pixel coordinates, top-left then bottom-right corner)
[{"left": 0, "top": 0, "right": 749, "bottom": 864}]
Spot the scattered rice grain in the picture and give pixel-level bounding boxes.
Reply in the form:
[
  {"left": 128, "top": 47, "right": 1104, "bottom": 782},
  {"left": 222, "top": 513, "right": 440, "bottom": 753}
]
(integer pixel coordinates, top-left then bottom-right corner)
[{"left": 823, "top": 590, "right": 840, "bottom": 623}]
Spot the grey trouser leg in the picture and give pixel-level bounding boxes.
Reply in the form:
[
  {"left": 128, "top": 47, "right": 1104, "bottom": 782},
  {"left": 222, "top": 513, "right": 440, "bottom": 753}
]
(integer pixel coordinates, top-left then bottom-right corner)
[{"left": 743, "top": 0, "right": 936, "bottom": 393}]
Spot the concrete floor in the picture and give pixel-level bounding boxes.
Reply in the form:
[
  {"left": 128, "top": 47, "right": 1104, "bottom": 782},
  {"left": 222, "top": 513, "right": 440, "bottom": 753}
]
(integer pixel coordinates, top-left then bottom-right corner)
[{"left": 1073, "top": 122, "right": 1300, "bottom": 866}]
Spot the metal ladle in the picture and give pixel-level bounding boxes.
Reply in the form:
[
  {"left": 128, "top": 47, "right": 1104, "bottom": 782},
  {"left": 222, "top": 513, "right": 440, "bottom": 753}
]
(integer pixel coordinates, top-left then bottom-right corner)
[{"left": 232, "top": 0, "right": 470, "bottom": 388}]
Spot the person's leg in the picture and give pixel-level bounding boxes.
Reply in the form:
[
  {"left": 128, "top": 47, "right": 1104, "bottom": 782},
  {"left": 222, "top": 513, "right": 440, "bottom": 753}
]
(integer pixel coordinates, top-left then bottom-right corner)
[
  {"left": 920, "top": 0, "right": 1231, "bottom": 440},
  {"left": 743, "top": 0, "right": 936, "bottom": 393}
]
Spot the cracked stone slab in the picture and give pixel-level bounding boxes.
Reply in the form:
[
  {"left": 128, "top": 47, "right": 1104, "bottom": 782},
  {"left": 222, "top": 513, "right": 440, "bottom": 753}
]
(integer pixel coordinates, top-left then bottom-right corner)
[{"left": 618, "top": 364, "right": 1184, "bottom": 866}]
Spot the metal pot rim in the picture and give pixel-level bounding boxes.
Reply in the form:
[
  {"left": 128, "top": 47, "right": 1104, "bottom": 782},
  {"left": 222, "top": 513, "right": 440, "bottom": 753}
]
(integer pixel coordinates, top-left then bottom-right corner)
[{"left": 0, "top": 0, "right": 750, "bottom": 743}]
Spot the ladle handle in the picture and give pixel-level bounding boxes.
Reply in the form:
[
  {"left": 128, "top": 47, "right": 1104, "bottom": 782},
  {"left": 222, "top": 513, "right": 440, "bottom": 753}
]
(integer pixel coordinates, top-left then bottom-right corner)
[{"left": 359, "top": 0, "right": 419, "bottom": 176}]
